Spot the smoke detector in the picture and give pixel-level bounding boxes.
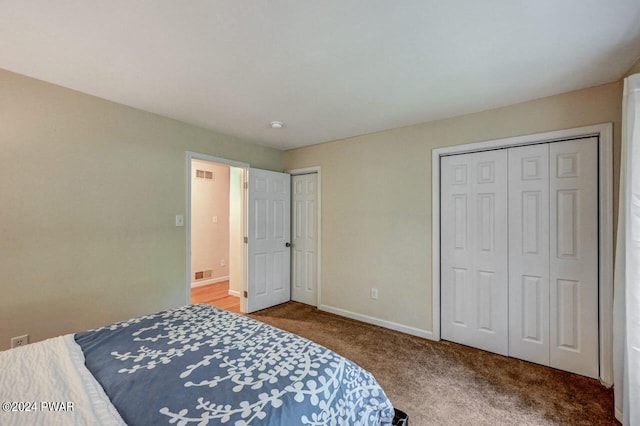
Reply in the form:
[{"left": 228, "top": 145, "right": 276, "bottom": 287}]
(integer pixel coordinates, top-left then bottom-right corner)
[{"left": 270, "top": 121, "right": 284, "bottom": 129}]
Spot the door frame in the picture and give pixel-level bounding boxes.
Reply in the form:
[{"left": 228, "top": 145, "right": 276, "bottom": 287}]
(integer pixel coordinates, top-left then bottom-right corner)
[
  {"left": 431, "top": 123, "right": 614, "bottom": 385},
  {"left": 287, "top": 166, "right": 322, "bottom": 308},
  {"left": 186, "top": 152, "right": 249, "bottom": 313}
]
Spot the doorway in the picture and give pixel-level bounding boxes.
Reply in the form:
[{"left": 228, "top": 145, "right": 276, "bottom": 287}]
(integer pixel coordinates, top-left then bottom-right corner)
[
  {"left": 186, "top": 157, "right": 322, "bottom": 314},
  {"left": 187, "top": 153, "right": 247, "bottom": 313}
]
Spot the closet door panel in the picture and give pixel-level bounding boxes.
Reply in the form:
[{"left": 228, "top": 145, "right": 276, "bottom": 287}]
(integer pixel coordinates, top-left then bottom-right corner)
[
  {"left": 441, "top": 154, "right": 474, "bottom": 345},
  {"left": 508, "top": 144, "right": 550, "bottom": 365},
  {"left": 549, "top": 137, "right": 599, "bottom": 379},
  {"left": 441, "top": 150, "right": 508, "bottom": 356},
  {"left": 471, "top": 150, "right": 509, "bottom": 355}
]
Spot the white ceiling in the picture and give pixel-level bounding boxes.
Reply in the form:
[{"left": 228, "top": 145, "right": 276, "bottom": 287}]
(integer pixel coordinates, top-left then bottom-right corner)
[{"left": 2, "top": 1, "right": 640, "bottom": 150}]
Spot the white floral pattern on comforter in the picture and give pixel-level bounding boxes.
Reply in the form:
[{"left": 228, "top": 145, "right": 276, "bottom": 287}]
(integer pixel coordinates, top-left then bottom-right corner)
[{"left": 75, "top": 304, "right": 394, "bottom": 425}]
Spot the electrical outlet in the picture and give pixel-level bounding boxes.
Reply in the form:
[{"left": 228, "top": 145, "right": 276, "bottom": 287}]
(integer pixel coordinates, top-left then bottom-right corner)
[
  {"left": 370, "top": 288, "right": 379, "bottom": 300},
  {"left": 11, "top": 334, "right": 29, "bottom": 348}
]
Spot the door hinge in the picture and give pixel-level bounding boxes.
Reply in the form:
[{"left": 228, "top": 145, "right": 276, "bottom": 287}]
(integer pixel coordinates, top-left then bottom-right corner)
[
  {"left": 243, "top": 291, "right": 248, "bottom": 298},
  {"left": 244, "top": 182, "right": 248, "bottom": 189},
  {"left": 244, "top": 236, "right": 248, "bottom": 243}
]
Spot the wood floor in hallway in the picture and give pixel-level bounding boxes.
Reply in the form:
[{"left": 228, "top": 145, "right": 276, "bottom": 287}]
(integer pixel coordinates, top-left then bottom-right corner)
[{"left": 191, "top": 280, "right": 241, "bottom": 313}]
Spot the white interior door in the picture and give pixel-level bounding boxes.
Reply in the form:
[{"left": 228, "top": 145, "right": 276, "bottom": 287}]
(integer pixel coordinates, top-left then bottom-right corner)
[
  {"left": 549, "top": 137, "right": 599, "bottom": 378},
  {"left": 291, "top": 173, "right": 318, "bottom": 306},
  {"left": 508, "top": 144, "right": 551, "bottom": 365},
  {"left": 441, "top": 150, "right": 509, "bottom": 355},
  {"left": 247, "top": 168, "right": 291, "bottom": 313}
]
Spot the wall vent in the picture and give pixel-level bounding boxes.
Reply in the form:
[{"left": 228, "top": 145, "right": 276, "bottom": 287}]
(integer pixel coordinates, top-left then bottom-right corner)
[
  {"left": 194, "top": 270, "right": 213, "bottom": 280},
  {"left": 195, "top": 170, "right": 214, "bottom": 180}
]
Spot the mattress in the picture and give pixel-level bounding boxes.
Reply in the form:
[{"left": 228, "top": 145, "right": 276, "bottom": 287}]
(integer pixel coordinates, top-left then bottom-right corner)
[{"left": 0, "top": 334, "right": 125, "bottom": 425}]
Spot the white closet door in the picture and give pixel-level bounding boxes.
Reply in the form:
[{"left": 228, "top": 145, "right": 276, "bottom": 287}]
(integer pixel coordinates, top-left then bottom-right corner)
[
  {"left": 441, "top": 150, "right": 508, "bottom": 355},
  {"left": 291, "top": 173, "right": 318, "bottom": 306},
  {"left": 508, "top": 144, "right": 550, "bottom": 365},
  {"left": 549, "top": 137, "right": 599, "bottom": 378},
  {"left": 441, "top": 154, "right": 474, "bottom": 347},
  {"left": 472, "top": 150, "right": 509, "bottom": 355},
  {"left": 442, "top": 138, "right": 600, "bottom": 377}
]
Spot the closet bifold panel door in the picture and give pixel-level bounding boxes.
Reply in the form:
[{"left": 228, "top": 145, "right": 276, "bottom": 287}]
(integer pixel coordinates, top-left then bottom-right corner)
[
  {"left": 549, "top": 138, "right": 599, "bottom": 378},
  {"left": 441, "top": 150, "right": 508, "bottom": 356},
  {"left": 508, "top": 144, "right": 550, "bottom": 366},
  {"left": 441, "top": 137, "right": 599, "bottom": 379}
]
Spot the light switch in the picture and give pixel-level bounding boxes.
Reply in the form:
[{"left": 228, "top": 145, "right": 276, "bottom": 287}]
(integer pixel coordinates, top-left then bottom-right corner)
[
  {"left": 213, "top": 216, "right": 218, "bottom": 224},
  {"left": 175, "top": 214, "right": 184, "bottom": 227}
]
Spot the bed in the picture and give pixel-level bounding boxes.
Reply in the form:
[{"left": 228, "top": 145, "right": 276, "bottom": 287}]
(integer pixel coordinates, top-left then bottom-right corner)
[{"left": 1, "top": 304, "right": 401, "bottom": 425}]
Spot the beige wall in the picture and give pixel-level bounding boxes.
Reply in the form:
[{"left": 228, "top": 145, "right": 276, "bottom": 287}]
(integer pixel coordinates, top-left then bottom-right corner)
[
  {"left": 284, "top": 81, "right": 622, "bottom": 335},
  {"left": 0, "top": 68, "right": 283, "bottom": 350},
  {"left": 191, "top": 160, "right": 230, "bottom": 284}
]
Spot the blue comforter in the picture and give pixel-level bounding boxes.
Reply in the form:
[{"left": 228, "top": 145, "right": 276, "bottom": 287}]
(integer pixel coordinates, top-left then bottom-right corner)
[{"left": 75, "top": 304, "right": 394, "bottom": 425}]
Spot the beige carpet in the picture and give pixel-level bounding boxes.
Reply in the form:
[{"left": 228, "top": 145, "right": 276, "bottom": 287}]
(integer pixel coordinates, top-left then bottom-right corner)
[{"left": 249, "top": 302, "right": 616, "bottom": 426}]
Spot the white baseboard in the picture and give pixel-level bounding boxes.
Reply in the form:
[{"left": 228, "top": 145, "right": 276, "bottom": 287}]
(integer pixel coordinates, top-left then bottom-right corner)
[
  {"left": 318, "top": 304, "right": 436, "bottom": 341},
  {"left": 228, "top": 289, "right": 241, "bottom": 297},
  {"left": 190, "top": 276, "right": 230, "bottom": 288}
]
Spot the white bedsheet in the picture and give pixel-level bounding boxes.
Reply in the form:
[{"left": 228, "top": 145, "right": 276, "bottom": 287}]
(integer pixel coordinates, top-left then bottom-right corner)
[{"left": 0, "top": 334, "right": 125, "bottom": 426}]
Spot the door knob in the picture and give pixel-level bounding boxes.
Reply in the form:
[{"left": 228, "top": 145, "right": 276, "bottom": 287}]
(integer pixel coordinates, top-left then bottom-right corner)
[{"left": 285, "top": 242, "right": 291, "bottom": 247}]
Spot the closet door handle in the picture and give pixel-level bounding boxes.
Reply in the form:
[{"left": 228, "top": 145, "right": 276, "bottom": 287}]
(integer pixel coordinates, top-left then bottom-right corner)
[{"left": 285, "top": 242, "right": 291, "bottom": 248}]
